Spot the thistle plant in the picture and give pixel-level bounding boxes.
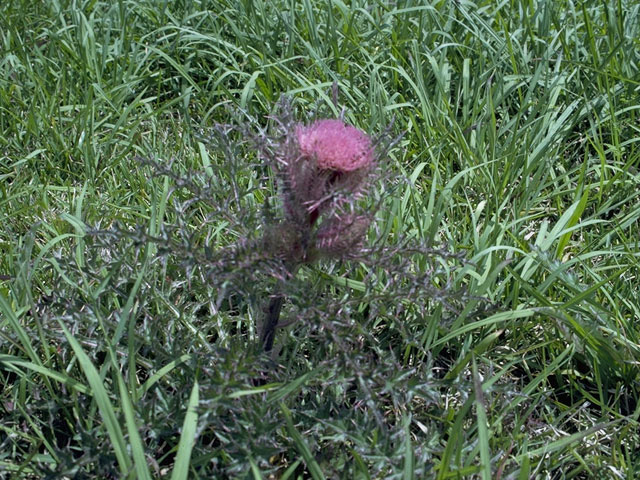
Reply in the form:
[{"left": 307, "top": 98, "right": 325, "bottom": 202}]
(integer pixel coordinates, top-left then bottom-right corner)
[
  {"left": 258, "top": 116, "right": 378, "bottom": 350},
  {"left": 85, "top": 98, "right": 468, "bottom": 359}
]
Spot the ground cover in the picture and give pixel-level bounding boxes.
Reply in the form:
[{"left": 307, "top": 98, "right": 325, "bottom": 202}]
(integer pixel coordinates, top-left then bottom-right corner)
[{"left": 1, "top": 0, "right": 639, "bottom": 478}]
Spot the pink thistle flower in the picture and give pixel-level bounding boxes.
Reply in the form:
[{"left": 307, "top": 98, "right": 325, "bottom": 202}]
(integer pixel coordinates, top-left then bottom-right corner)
[{"left": 296, "top": 119, "right": 374, "bottom": 172}]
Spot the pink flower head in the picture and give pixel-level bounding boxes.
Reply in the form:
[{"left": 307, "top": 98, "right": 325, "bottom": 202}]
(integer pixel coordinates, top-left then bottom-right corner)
[{"left": 296, "top": 119, "right": 374, "bottom": 172}]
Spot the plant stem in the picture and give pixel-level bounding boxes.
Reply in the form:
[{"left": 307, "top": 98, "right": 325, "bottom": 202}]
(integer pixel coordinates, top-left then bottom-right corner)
[{"left": 260, "top": 294, "right": 284, "bottom": 352}]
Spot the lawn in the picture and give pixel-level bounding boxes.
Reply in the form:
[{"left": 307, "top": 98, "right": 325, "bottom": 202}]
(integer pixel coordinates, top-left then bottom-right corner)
[{"left": 1, "top": 0, "right": 639, "bottom": 478}]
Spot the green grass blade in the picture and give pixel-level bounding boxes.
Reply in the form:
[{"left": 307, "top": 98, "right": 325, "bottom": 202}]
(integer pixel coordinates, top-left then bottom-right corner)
[
  {"left": 170, "top": 380, "right": 200, "bottom": 480},
  {"left": 0, "top": 355, "right": 90, "bottom": 394},
  {"left": 116, "top": 374, "right": 152, "bottom": 480},
  {"left": 56, "top": 319, "right": 131, "bottom": 475},
  {"left": 248, "top": 457, "right": 264, "bottom": 479},
  {"left": 137, "top": 353, "right": 193, "bottom": 398},
  {"left": 472, "top": 357, "right": 491, "bottom": 480},
  {"left": 402, "top": 415, "right": 415, "bottom": 480},
  {"left": 0, "top": 293, "right": 41, "bottom": 366},
  {"left": 281, "top": 403, "right": 326, "bottom": 480},
  {"left": 436, "top": 396, "right": 474, "bottom": 480}
]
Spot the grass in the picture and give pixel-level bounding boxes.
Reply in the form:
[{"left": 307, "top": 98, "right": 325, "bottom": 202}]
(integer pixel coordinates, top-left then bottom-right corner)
[{"left": 1, "top": 0, "right": 640, "bottom": 478}]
